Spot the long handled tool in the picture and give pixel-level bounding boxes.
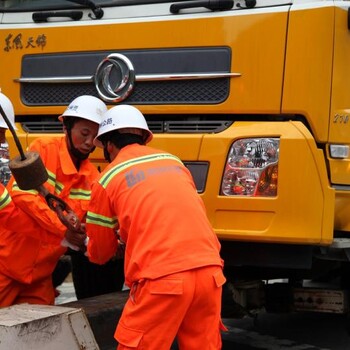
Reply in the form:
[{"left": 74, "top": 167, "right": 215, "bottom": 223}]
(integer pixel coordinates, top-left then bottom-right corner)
[{"left": 0, "top": 103, "right": 83, "bottom": 235}]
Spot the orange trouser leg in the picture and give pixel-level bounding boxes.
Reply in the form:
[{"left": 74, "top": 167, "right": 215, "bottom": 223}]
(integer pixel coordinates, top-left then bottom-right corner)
[
  {"left": 176, "top": 266, "right": 226, "bottom": 350},
  {"left": 0, "top": 273, "right": 54, "bottom": 307},
  {"left": 115, "top": 265, "right": 225, "bottom": 350},
  {"left": 0, "top": 273, "right": 21, "bottom": 307},
  {"left": 15, "top": 276, "right": 55, "bottom": 305}
]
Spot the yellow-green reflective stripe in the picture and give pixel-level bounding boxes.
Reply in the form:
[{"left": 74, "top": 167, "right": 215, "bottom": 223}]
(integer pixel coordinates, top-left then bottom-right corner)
[
  {"left": 46, "top": 169, "right": 56, "bottom": 187},
  {"left": 0, "top": 189, "right": 11, "bottom": 210},
  {"left": 100, "top": 153, "right": 182, "bottom": 189},
  {"left": 86, "top": 211, "right": 117, "bottom": 229},
  {"left": 12, "top": 183, "right": 38, "bottom": 195},
  {"left": 46, "top": 169, "right": 63, "bottom": 194},
  {"left": 69, "top": 188, "right": 91, "bottom": 200}
]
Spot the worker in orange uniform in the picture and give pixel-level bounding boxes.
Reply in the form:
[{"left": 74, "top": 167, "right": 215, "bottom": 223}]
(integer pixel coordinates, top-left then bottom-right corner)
[
  {"left": 0, "top": 185, "right": 32, "bottom": 229},
  {"left": 0, "top": 91, "right": 65, "bottom": 304},
  {"left": 0, "top": 91, "right": 34, "bottom": 232},
  {"left": 0, "top": 95, "right": 109, "bottom": 307},
  {"left": 85, "top": 105, "right": 227, "bottom": 350}
]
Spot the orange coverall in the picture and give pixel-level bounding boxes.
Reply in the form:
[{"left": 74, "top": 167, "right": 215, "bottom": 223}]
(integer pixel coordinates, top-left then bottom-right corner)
[
  {"left": 86, "top": 144, "right": 226, "bottom": 350},
  {"left": 0, "top": 184, "right": 34, "bottom": 232},
  {"left": 0, "top": 136, "right": 98, "bottom": 306},
  {"left": 0, "top": 184, "right": 48, "bottom": 292}
]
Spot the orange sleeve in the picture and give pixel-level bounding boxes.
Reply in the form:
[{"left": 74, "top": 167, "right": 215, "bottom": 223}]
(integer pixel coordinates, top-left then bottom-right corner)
[
  {"left": 9, "top": 140, "right": 66, "bottom": 238},
  {"left": 86, "top": 182, "right": 119, "bottom": 264},
  {"left": 0, "top": 184, "right": 39, "bottom": 235}
]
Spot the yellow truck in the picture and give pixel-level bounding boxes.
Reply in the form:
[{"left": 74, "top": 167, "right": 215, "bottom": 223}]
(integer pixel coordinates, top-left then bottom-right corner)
[{"left": 0, "top": 0, "right": 349, "bottom": 315}]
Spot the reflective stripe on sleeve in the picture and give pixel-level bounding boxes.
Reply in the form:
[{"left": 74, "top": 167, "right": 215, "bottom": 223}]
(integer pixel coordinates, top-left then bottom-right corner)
[
  {"left": 46, "top": 169, "right": 64, "bottom": 194},
  {"left": 86, "top": 211, "right": 118, "bottom": 229},
  {"left": 12, "top": 183, "right": 38, "bottom": 195},
  {"left": 0, "top": 189, "right": 11, "bottom": 210},
  {"left": 69, "top": 188, "right": 91, "bottom": 200}
]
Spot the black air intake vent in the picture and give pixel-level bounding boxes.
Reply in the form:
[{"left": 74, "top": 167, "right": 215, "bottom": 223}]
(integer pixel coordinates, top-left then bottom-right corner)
[
  {"left": 22, "top": 79, "right": 229, "bottom": 105},
  {"left": 21, "top": 120, "right": 233, "bottom": 134},
  {"left": 22, "top": 121, "right": 63, "bottom": 133},
  {"left": 164, "top": 120, "right": 232, "bottom": 133}
]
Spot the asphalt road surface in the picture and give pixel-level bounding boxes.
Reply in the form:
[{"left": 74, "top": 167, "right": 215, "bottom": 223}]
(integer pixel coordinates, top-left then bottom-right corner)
[
  {"left": 222, "top": 311, "right": 350, "bottom": 349},
  {"left": 56, "top": 282, "right": 350, "bottom": 350}
]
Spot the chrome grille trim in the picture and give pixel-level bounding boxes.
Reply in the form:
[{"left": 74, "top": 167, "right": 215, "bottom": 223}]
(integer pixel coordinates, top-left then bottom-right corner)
[{"left": 15, "top": 72, "right": 240, "bottom": 84}]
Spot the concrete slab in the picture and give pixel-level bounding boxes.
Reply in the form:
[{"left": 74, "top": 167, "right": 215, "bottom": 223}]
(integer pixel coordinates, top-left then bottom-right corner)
[
  {"left": 0, "top": 304, "right": 99, "bottom": 350},
  {"left": 63, "top": 291, "right": 129, "bottom": 350}
]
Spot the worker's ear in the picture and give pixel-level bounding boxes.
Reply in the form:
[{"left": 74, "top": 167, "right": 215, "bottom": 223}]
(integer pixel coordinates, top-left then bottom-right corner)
[
  {"left": 62, "top": 125, "right": 68, "bottom": 135},
  {"left": 107, "top": 141, "right": 120, "bottom": 161},
  {"left": 106, "top": 141, "right": 114, "bottom": 153}
]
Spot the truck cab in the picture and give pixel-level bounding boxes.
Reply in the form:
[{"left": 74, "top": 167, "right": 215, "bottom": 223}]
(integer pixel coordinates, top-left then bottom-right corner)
[{"left": 0, "top": 0, "right": 349, "bottom": 314}]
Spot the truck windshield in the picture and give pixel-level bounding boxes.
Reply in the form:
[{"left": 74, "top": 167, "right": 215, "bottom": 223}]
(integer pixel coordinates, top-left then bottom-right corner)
[{"left": 0, "top": 0, "right": 182, "bottom": 11}]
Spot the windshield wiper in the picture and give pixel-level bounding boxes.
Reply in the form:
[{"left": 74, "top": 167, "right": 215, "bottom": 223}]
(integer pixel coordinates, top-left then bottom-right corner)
[{"left": 65, "top": 0, "right": 104, "bottom": 19}]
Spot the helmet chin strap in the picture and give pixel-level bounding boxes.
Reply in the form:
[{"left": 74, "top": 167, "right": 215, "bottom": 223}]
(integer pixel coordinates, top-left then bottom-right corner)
[{"left": 67, "top": 130, "right": 93, "bottom": 161}]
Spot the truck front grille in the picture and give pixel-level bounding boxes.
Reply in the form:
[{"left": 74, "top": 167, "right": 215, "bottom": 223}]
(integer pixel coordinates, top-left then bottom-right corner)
[
  {"left": 22, "top": 79, "right": 229, "bottom": 105},
  {"left": 19, "top": 47, "right": 232, "bottom": 106}
]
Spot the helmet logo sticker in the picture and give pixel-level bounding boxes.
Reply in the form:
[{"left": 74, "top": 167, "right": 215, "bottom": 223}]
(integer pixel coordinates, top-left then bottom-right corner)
[
  {"left": 94, "top": 53, "right": 135, "bottom": 103},
  {"left": 101, "top": 117, "right": 113, "bottom": 127},
  {"left": 67, "top": 104, "right": 79, "bottom": 113}
]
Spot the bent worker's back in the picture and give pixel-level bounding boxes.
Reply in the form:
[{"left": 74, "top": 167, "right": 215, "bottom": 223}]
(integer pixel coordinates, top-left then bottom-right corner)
[{"left": 87, "top": 143, "right": 223, "bottom": 287}]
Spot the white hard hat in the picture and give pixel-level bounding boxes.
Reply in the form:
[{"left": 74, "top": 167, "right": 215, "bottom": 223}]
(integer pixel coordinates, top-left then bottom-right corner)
[
  {"left": 94, "top": 105, "right": 153, "bottom": 148},
  {"left": 0, "top": 92, "right": 17, "bottom": 130},
  {"left": 59, "top": 95, "right": 107, "bottom": 125}
]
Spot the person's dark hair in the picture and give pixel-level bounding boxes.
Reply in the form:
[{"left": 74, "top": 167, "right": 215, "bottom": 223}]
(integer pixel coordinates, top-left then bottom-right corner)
[
  {"left": 100, "top": 130, "right": 144, "bottom": 150},
  {"left": 62, "top": 116, "right": 79, "bottom": 131}
]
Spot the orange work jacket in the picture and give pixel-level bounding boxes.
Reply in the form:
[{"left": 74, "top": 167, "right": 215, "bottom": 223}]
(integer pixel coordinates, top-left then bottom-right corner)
[
  {"left": 86, "top": 144, "right": 223, "bottom": 287},
  {"left": 0, "top": 184, "right": 49, "bottom": 283},
  {"left": 1, "top": 136, "right": 98, "bottom": 284},
  {"left": 0, "top": 184, "right": 34, "bottom": 232}
]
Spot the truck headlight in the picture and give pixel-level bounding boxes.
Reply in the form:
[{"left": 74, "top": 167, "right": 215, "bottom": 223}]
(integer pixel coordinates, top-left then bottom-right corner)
[{"left": 221, "top": 138, "right": 279, "bottom": 196}]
